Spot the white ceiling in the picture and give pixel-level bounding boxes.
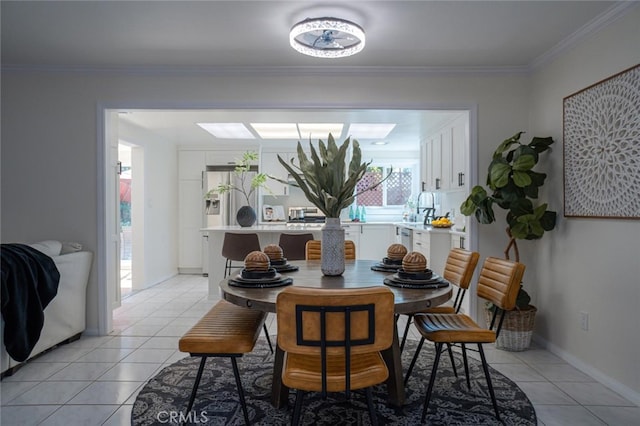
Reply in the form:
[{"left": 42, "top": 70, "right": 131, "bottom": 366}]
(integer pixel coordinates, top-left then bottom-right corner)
[{"left": 2, "top": 1, "right": 628, "bottom": 150}]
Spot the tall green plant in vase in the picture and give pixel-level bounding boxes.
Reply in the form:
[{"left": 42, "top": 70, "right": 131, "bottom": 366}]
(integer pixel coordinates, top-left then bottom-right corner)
[
  {"left": 460, "top": 131, "right": 556, "bottom": 350},
  {"left": 277, "top": 134, "right": 389, "bottom": 275}
]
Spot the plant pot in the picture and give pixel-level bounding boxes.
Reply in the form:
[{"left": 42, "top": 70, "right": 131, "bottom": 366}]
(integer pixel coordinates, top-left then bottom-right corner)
[
  {"left": 485, "top": 305, "right": 537, "bottom": 351},
  {"left": 321, "top": 218, "right": 345, "bottom": 276},
  {"left": 236, "top": 206, "right": 257, "bottom": 227}
]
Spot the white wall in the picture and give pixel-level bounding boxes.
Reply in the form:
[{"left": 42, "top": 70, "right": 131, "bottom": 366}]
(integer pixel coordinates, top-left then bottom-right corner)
[
  {"left": 119, "top": 120, "right": 179, "bottom": 289},
  {"left": 529, "top": 7, "right": 640, "bottom": 402}
]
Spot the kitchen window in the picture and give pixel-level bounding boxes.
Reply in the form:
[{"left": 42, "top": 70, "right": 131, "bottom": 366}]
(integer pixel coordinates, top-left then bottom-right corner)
[{"left": 356, "top": 163, "right": 418, "bottom": 207}]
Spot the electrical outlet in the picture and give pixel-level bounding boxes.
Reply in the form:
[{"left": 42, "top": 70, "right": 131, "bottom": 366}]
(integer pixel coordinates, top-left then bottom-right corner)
[{"left": 580, "top": 311, "right": 589, "bottom": 331}]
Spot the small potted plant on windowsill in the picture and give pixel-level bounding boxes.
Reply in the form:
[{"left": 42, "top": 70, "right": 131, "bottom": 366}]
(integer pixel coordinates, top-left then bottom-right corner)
[
  {"left": 205, "top": 151, "right": 269, "bottom": 227},
  {"left": 275, "top": 134, "right": 389, "bottom": 275},
  {"left": 460, "top": 131, "right": 556, "bottom": 351}
]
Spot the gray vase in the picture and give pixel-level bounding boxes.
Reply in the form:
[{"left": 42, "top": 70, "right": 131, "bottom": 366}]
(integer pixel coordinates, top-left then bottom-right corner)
[
  {"left": 236, "top": 206, "right": 256, "bottom": 227},
  {"left": 321, "top": 217, "right": 345, "bottom": 276}
]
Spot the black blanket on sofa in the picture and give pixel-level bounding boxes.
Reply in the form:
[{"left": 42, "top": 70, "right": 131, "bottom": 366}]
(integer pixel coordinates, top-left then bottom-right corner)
[{"left": 1, "top": 243, "right": 60, "bottom": 362}]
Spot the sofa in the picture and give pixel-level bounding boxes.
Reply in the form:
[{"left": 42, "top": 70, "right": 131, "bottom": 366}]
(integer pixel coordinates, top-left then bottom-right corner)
[{"left": 1, "top": 240, "right": 92, "bottom": 376}]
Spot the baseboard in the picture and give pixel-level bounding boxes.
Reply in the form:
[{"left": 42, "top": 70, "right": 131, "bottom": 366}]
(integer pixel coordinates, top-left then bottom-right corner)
[
  {"left": 83, "top": 327, "right": 99, "bottom": 336},
  {"left": 532, "top": 335, "right": 640, "bottom": 407},
  {"left": 178, "top": 267, "right": 204, "bottom": 275}
]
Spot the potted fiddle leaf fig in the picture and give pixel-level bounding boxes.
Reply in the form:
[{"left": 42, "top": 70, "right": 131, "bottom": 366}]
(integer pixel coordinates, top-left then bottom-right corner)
[
  {"left": 460, "top": 131, "right": 556, "bottom": 350},
  {"left": 276, "top": 134, "right": 389, "bottom": 275}
]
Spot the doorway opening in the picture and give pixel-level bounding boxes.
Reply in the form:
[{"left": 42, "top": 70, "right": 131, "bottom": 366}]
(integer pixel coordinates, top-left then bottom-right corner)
[
  {"left": 118, "top": 144, "right": 133, "bottom": 298},
  {"left": 100, "top": 105, "right": 478, "bottom": 336}
]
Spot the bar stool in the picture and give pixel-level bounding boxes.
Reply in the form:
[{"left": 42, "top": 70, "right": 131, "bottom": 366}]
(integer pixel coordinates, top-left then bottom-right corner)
[
  {"left": 221, "top": 233, "right": 261, "bottom": 278},
  {"left": 277, "top": 233, "right": 314, "bottom": 261},
  {"left": 221, "top": 232, "right": 274, "bottom": 354}
]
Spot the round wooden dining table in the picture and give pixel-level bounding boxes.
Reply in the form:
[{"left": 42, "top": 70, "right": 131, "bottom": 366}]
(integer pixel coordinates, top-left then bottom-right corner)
[{"left": 219, "top": 259, "right": 452, "bottom": 408}]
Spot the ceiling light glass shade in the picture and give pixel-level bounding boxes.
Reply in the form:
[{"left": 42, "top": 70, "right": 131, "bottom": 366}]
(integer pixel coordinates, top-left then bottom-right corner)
[{"left": 290, "top": 17, "right": 365, "bottom": 58}]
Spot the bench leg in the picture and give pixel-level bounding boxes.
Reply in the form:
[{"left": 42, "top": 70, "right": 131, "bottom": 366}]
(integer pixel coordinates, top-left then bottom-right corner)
[
  {"left": 186, "top": 356, "right": 208, "bottom": 415},
  {"left": 231, "top": 357, "right": 251, "bottom": 425}
]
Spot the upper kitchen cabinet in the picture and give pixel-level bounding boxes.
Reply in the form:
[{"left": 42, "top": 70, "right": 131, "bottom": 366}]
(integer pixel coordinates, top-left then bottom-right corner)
[
  {"left": 421, "top": 114, "right": 468, "bottom": 193},
  {"left": 205, "top": 151, "right": 245, "bottom": 166},
  {"left": 443, "top": 118, "right": 467, "bottom": 190},
  {"left": 421, "top": 134, "right": 442, "bottom": 191}
]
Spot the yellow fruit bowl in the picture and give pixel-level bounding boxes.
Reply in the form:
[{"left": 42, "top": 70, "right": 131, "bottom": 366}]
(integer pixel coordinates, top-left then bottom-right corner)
[{"left": 432, "top": 223, "right": 454, "bottom": 228}]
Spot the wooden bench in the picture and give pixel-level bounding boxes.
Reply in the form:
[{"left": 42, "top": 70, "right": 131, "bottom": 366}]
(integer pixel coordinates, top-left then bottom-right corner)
[{"left": 179, "top": 300, "right": 267, "bottom": 425}]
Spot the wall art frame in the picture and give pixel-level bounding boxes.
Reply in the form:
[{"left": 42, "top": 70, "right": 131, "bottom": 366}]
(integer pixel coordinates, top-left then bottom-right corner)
[{"left": 563, "top": 63, "right": 640, "bottom": 219}]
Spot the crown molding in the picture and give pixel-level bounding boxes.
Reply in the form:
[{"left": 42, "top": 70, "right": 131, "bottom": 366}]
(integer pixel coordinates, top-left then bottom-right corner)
[
  {"left": 1, "top": 64, "right": 530, "bottom": 77},
  {"left": 530, "top": 1, "right": 638, "bottom": 71}
]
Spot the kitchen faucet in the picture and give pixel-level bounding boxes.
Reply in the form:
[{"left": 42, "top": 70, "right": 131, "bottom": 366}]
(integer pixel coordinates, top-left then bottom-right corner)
[{"left": 416, "top": 192, "right": 436, "bottom": 224}]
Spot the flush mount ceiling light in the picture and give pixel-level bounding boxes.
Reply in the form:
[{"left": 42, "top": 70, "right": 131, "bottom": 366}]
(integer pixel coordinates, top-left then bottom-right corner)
[{"left": 289, "top": 17, "right": 365, "bottom": 58}]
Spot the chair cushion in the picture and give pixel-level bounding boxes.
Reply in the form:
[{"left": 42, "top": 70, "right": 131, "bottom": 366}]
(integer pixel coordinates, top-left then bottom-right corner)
[
  {"left": 179, "top": 300, "right": 266, "bottom": 354},
  {"left": 282, "top": 352, "right": 388, "bottom": 392},
  {"left": 414, "top": 313, "right": 496, "bottom": 344}
]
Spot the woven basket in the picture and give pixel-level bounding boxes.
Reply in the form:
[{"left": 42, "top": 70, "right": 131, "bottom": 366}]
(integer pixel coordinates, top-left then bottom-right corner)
[{"left": 485, "top": 305, "right": 537, "bottom": 351}]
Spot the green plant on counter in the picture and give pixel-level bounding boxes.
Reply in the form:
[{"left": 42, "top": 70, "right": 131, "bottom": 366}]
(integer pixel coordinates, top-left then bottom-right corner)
[
  {"left": 205, "top": 151, "right": 270, "bottom": 204},
  {"left": 276, "top": 134, "right": 390, "bottom": 218},
  {"left": 461, "top": 131, "right": 557, "bottom": 309}
]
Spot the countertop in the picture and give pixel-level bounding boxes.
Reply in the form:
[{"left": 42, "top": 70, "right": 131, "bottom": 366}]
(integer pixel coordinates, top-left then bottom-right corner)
[{"left": 202, "top": 221, "right": 466, "bottom": 233}]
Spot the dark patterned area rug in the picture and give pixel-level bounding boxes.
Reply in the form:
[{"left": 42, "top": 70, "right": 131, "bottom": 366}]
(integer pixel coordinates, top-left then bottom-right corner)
[{"left": 132, "top": 339, "right": 536, "bottom": 425}]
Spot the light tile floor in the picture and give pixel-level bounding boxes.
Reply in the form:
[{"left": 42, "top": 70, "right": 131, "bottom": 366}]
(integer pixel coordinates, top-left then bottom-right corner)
[{"left": 1, "top": 274, "right": 638, "bottom": 425}]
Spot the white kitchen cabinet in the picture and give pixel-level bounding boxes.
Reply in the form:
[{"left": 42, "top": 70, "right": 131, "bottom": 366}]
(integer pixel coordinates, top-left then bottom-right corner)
[
  {"left": 412, "top": 229, "right": 431, "bottom": 260},
  {"left": 412, "top": 229, "right": 451, "bottom": 275},
  {"left": 342, "top": 224, "right": 361, "bottom": 258},
  {"left": 260, "top": 151, "right": 292, "bottom": 196},
  {"left": 420, "top": 139, "right": 428, "bottom": 192},
  {"left": 204, "top": 150, "right": 245, "bottom": 166},
  {"left": 178, "top": 179, "right": 204, "bottom": 273},
  {"left": 423, "top": 135, "right": 443, "bottom": 191},
  {"left": 422, "top": 114, "right": 467, "bottom": 192},
  {"left": 449, "top": 121, "right": 467, "bottom": 190},
  {"left": 451, "top": 232, "right": 468, "bottom": 250},
  {"left": 359, "top": 224, "right": 395, "bottom": 260},
  {"left": 178, "top": 149, "right": 207, "bottom": 273}
]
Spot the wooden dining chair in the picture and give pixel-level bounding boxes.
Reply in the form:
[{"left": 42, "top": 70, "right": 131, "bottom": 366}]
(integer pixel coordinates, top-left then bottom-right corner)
[
  {"left": 276, "top": 286, "right": 394, "bottom": 426},
  {"left": 277, "top": 233, "right": 314, "bottom": 261},
  {"left": 399, "top": 248, "right": 480, "bottom": 352},
  {"left": 406, "top": 257, "right": 525, "bottom": 422},
  {"left": 221, "top": 232, "right": 273, "bottom": 354},
  {"left": 305, "top": 240, "right": 356, "bottom": 260}
]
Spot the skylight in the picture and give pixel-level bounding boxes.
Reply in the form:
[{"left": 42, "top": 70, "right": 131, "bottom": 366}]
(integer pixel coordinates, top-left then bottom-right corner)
[
  {"left": 297, "top": 123, "right": 344, "bottom": 140},
  {"left": 197, "top": 123, "right": 255, "bottom": 139},
  {"left": 250, "top": 123, "right": 300, "bottom": 139},
  {"left": 347, "top": 123, "right": 396, "bottom": 139}
]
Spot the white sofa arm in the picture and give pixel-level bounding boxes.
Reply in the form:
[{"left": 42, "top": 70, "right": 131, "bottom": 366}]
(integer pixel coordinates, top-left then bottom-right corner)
[{"left": 29, "top": 250, "right": 93, "bottom": 358}]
